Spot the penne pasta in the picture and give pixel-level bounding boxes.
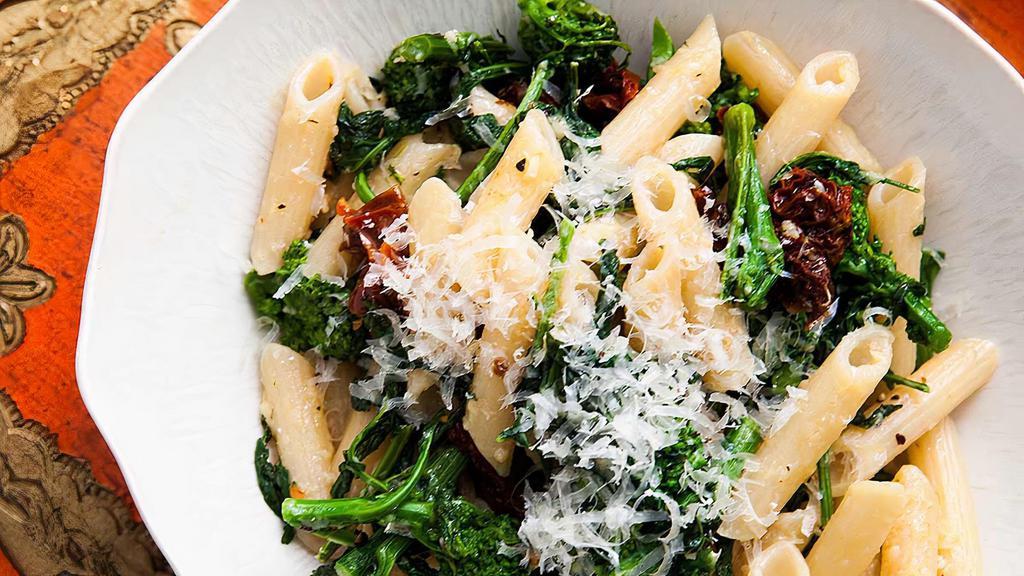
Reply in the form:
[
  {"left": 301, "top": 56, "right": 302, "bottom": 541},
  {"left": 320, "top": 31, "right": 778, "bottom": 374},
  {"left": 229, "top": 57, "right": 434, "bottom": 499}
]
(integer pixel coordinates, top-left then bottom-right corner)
[
  {"left": 407, "top": 177, "right": 464, "bottom": 250},
  {"left": 467, "top": 85, "right": 517, "bottom": 126},
  {"left": 867, "top": 157, "right": 927, "bottom": 376},
  {"left": 367, "top": 133, "right": 461, "bottom": 199},
  {"left": 749, "top": 542, "right": 811, "bottom": 576},
  {"left": 657, "top": 133, "right": 725, "bottom": 167},
  {"left": 719, "top": 325, "right": 893, "bottom": 540},
  {"left": 755, "top": 51, "right": 860, "bottom": 184},
  {"left": 881, "top": 465, "right": 940, "bottom": 576},
  {"left": 830, "top": 339, "right": 999, "bottom": 495},
  {"left": 304, "top": 215, "right": 356, "bottom": 280},
  {"left": 463, "top": 299, "right": 536, "bottom": 476},
  {"left": 259, "top": 343, "right": 335, "bottom": 499},
  {"left": 805, "top": 481, "right": 908, "bottom": 576},
  {"left": 601, "top": 15, "right": 722, "bottom": 165},
  {"left": 906, "top": 419, "right": 984, "bottom": 576},
  {"left": 464, "top": 109, "right": 564, "bottom": 232},
  {"left": 251, "top": 53, "right": 349, "bottom": 274},
  {"left": 723, "top": 31, "right": 882, "bottom": 172},
  {"left": 629, "top": 157, "right": 755, "bottom": 389}
]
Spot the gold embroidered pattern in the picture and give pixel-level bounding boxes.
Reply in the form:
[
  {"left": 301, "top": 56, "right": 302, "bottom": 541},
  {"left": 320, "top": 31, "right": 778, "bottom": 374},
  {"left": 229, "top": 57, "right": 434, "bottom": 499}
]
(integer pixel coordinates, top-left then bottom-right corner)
[{"left": 0, "top": 213, "right": 55, "bottom": 356}]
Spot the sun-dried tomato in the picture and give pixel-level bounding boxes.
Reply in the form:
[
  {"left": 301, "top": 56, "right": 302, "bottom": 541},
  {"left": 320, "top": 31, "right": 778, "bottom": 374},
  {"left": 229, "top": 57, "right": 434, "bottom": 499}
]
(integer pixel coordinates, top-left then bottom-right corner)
[
  {"left": 492, "top": 78, "right": 559, "bottom": 108},
  {"left": 579, "top": 63, "right": 641, "bottom": 128},
  {"left": 691, "top": 184, "right": 730, "bottom": 251},
  {"left": 768, "top": 167, "right": 853, "bottom": 322},
  {"left": 343, "top": 188, "right": 409, "bottom": 316}
]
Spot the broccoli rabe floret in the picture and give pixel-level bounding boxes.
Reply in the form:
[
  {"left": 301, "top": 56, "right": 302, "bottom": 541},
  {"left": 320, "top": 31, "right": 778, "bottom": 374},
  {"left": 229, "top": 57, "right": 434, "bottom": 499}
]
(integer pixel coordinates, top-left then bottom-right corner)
[
  {"left": 381, "top": 32, "right": 518, "bottom": 116},
  {"left": 517, "top": 0, "right": 627, "bottom": 74},
  {"left": 244, "top": 240, "right": 366, "bottom": 361},
  {"left": 721, "top": 103, "right": 785, "bottom": 310}
]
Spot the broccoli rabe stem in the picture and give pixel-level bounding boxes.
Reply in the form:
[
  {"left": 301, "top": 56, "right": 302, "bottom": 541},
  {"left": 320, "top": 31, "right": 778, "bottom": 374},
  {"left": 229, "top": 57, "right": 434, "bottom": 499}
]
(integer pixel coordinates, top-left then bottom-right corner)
[
  {"left": 532, "top": 219, "right": 575, "bottom": 353},
  {"left": 455, "top": 60, "right": 553, "bottom": 202},
  {"left": 335, "top": 533, "right": 411, "bottom": 576},
  {"left": 722, "top": 103, "right": 785, "bottom": 310},
  {"left": 282, "top": 424, "right": 437, "bottom": 530}
]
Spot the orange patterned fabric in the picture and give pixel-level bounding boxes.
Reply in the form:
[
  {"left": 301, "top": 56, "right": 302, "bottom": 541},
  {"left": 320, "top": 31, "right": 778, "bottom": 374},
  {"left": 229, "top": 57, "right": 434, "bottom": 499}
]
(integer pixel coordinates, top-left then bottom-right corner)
[{"left": 0, "top": 1, "right": 1018, "bottom": 573}]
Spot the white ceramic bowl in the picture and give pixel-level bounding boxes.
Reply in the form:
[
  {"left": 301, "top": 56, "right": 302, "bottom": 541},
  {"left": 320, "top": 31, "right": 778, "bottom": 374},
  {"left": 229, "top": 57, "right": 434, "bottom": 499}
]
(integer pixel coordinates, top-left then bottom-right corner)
[{"left": 78, "top": 0, "right": 1024, "bottom": 573}]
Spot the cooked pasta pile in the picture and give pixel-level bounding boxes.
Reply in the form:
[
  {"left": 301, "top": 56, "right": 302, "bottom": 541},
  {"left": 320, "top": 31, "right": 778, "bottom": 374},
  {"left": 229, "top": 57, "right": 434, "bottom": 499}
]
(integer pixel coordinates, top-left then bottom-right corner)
[{"left": 244, "top": 2, "right": 997, "bottom": 575}]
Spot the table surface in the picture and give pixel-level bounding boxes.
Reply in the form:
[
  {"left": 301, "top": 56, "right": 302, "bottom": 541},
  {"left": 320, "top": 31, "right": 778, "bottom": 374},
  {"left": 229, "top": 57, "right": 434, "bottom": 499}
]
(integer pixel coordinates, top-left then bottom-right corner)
[{"left": 0, "top": 0, "right": 1020, "bottom": 574}]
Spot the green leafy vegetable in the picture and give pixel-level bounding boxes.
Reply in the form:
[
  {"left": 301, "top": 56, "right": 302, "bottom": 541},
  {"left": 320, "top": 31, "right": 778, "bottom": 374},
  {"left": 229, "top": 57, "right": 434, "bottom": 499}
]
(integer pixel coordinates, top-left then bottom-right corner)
[
  {"left": 882, "top": 370, "right": 930, "bottom": 393},
  {"left": 450, "top": 113, "right": 504, "bottom": 151},
  {"left": 817, "top": 450, "right": 834, "bottom": 527},
  {"left": 517, "top": 0, "right": 629, "bottom": 73},
  {"left": 329, "top": 104, "right": 425, "bottom": 174},
  {"left": 850, "top": 403, "right": 903, "bottom": 428},
  {"left": 354, "top": 171, "right": 375, "bottom": 202},
  {"left": 774, "top": 152, "right": 951, "bottom": 357},
  {"left": 722, "top": 103, "right": 785, "bottom": 310},
  {"left": 255, "top": 419, "right": 296, "bottom": 543},
  {"left": 287, "top": 440, "right": 527, "bottom": 576},
  {"left": 593, "top": 247, "right": 627, "bottom": 338},
  {"left": 671, "top": 156, "right": 716, "bottom": 187},
  {"left": 381, "top": 32, "right": 518, "bottom": 116},
  {"left": 244, "top": 241, "right": 367, "bottom": 361},
  {"left": 533, "top": 219, "right": 575, "bottom": 353},
  {"left": 647, "top": 18, "right": 674, "bottom": 81},
  {"left": 455, "top": 60, "right": 554, "bottom": 202}
]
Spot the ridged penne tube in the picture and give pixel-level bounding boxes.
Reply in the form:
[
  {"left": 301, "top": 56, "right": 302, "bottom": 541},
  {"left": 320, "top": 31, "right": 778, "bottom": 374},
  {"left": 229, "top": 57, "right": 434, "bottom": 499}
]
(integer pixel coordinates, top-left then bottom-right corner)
[
  {"left": 755, "top": 51, "right": 860, "bottom": 184},
  {"left": 830, "top": 339, "right": 998, "bottom": 496},
  {"left": 631, "top": 156, "right": 710, "bottom": 246},
  {"left": 457, "top": 226, "right": 547, "bottom": 476},
  {"left": 251, "top": 53, "right": 348, "bottom": 274},
  {"left": 805, "top": 481, "right": 908, "bottom": 576},
  {"left": 304, "top": 215, "right": 355, "bottom": 280},
  {"left": 906, "top": 419, "right": 984, "bottom": 576},
  {"left": 881, "top": 465, "right": 940, "bottom": 576},
  {"left": 407, "top": 177, "right": 464, "bottom": 250},
  {"left": 867, "top": 158, "right": 926, "bottom": 376},
  {"left": 601, "top": 15, "right": 721, "bottom": 165},
  {"left": 722, "top": 31, "right": 882, "bottom": 172},
  {"left": 464, "top": 109, "right": 564, "bottom": 232},
  {"left": 657, "top": 133, "right": 725, "bottom": 166},
  {"left": 367, "top": 134, "right": 461, "bottom": 199},
  {"left": 569, "top": 213, "right": 640, "bottom": 263},
  {"left": 861, "top": 555, "right": 882, "bottom": 576},
  {"left": 623, "top": 243, "right": 688, "bottom": 352},
  {"left": 463, "top": 299, "right": 536, "bottom": 476},
  {"left": 259, "top": 344, "right": 335, "bottom": 499},
  {"left": 555, "top": 260, "right": 600, "bottom": 337},
  {"left": 719, "top": 325, "right": 893, "bottom": 540},
  {"left": 630, "top": 157, "right": 755, "bottom": 388},
  {"left": 749, "top": 543, "right": 810, "bottom": 576}
]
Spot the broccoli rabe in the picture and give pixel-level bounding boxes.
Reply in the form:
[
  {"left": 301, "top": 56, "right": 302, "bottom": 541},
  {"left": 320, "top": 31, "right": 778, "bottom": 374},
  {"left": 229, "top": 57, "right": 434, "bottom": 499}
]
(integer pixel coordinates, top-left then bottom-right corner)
[
  {"left": 381, "top": 32, "right": 519, "bottom": 116},
  {"left": 517, "top": 0, "right": 628, "bottom": 74},
  {"left": 335, "top": 532, "right": 411, "bottom": 576},
  {"left": 244, "top": 240, "right": 366, "bottom": 361},
  {"left": 254, "top": 420, "right": 296, "bottom": 544},
  {"left": 646, "top": 18, "right": 674, "bottom": 81},
  {"left": 284, "top": 437, "right": 528, "bottom": 576},
  {"left": 722, "top": 103, "right": 785, "bottom": 310},
  {"left": 328, "top": 103, "right": 426, "bottom": 175},
  {"left": 773, "top": 152, "right": 951, "bottom": 357}
]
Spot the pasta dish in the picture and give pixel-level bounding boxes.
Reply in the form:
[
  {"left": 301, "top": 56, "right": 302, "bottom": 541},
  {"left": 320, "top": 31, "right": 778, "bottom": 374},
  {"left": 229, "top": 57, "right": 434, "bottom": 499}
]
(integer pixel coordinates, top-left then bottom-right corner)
[{"left": 243, "top": 2, "right": 998, "bottom": 574}]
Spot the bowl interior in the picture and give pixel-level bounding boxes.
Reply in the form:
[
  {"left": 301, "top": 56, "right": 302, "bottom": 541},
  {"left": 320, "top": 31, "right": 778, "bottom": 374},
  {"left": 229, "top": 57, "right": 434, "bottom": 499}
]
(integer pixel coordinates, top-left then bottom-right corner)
[{"left": 79, "top": 0, "right": 1024, "bottom": 573}]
